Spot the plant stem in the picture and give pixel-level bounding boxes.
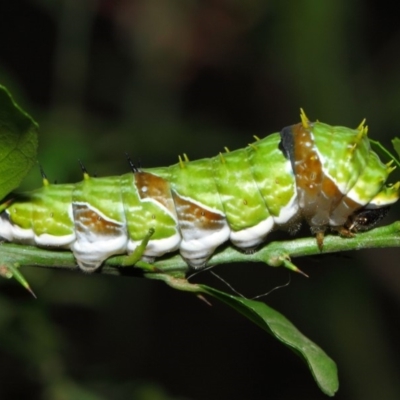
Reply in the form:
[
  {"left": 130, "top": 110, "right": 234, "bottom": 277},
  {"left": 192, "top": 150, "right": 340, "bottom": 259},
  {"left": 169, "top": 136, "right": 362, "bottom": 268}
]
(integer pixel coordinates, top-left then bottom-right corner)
[{"left": 1, "top": 222, "right": 399, "bottom": 279}]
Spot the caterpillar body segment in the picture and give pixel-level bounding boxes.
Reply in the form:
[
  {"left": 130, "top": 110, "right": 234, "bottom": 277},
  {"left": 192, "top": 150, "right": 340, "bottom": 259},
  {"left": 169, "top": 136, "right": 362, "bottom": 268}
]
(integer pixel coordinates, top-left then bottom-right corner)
[{"left": 0, "top": 115, "right": 398, "bottom": 271}]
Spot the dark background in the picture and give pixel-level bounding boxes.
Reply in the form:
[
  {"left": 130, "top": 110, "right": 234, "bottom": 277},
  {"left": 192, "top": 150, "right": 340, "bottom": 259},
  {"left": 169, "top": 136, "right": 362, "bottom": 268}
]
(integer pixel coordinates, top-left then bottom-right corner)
[{"left": 1, "top": 1, "right": 400, "bottom": 399}]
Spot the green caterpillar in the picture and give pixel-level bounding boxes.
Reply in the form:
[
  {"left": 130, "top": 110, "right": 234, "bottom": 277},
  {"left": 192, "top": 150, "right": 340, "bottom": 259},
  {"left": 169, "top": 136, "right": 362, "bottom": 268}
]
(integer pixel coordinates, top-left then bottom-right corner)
[{"left": 0, "top": 111, "right": 398, "bottom": 271}]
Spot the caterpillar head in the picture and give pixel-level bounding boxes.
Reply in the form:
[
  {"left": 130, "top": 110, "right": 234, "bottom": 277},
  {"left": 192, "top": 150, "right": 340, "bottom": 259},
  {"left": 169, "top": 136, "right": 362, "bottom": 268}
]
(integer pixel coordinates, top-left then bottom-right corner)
[{"left": 345, "top": 205, "right": 391, "bottom": 232}]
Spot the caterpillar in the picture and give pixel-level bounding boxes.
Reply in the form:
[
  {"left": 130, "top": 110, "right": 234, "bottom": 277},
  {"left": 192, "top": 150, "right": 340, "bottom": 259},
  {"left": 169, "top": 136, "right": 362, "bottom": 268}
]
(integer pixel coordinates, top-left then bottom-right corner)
[{"left": 0, "top": 110, "right": 398, "bottom": 272}]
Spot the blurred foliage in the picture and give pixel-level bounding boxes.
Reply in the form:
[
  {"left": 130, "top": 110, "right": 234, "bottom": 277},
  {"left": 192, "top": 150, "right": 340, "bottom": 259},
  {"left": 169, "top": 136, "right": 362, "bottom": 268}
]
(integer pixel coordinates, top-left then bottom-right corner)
[
  {"left": 1, "top": 0, "right": 400, "bottom": 399},
  {"left": 0, "top": 86, "right": 38, "bottom": 200}
]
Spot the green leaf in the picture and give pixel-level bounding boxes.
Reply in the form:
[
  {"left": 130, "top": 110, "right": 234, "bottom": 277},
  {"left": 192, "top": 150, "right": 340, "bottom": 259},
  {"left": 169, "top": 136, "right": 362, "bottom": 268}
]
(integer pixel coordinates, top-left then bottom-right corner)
[
  {"left": 201, "top": 285, "right": 339, "bottom": 397},
  {"left": 370, "top": 138, "right": 400, "bottom": 168},
  {"left": 0, "top": 85, "right": 38, "bottom": 200},
  {"left": 392, "top": 137, "right": 400, "bottom": 161}
]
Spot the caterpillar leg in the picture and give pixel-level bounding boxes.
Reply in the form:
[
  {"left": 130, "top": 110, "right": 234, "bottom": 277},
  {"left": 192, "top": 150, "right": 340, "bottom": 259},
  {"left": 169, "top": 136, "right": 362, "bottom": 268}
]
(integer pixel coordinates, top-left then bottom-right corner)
[
  {"left": 119, "top": 228, "right": 155, "bottom": 269},
  {"left": 335, "top": 226, "right": 355, "bottom": 238},
  {"left": 315, "top": 231, "right": 325, "bottom": 251}
]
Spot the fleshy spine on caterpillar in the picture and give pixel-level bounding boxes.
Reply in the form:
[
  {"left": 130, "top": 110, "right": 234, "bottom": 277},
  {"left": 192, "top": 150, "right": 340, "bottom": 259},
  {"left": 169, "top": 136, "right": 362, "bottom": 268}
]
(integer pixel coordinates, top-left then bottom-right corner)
[{"left": 0, "top": 110, "right": 399, "bottom": 272}]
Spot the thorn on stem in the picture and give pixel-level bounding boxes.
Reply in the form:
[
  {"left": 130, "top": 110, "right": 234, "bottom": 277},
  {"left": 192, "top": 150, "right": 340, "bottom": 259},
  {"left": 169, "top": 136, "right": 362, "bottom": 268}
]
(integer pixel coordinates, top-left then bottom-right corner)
[{"left": 197, "top": 294, "right": 212, "bottom": 306}]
